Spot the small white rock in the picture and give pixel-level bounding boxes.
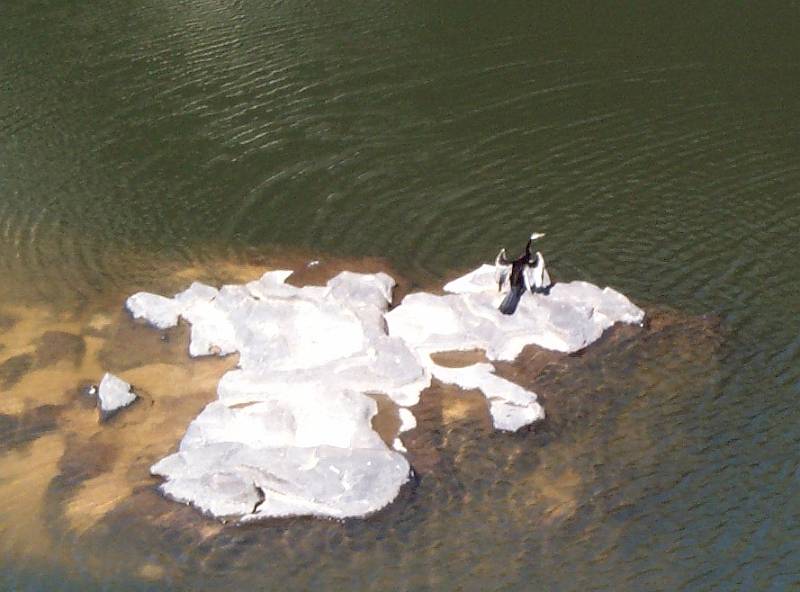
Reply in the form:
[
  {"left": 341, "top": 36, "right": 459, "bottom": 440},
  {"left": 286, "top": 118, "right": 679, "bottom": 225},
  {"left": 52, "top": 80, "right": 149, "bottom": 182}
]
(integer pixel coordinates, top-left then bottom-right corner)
[{"left": 97, "top": 372, "right": 137, "bottom": 417}]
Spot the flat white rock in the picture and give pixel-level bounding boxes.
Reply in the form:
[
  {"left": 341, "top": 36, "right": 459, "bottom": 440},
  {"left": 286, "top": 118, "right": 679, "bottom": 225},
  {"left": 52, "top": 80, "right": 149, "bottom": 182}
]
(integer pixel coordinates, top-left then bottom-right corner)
[
  {"left": 126, "top": 292, "right": 182, "bottom": 329},
  {"left": 386, "top": 264, "right": 643, "bottom": 431},
  {"left": 129, "top": 262, "right": 644, "bottom": 521},
  {"left": 138, "top": 271, "right": 425, "bottom": 521},
  {"left": 97, "top": 372, "right": 137, "bottom": 415},
  {"left": 390, "top": 264, "right": 644, "bottom": 360},
  {"left": 151, "top": 391, "right": 409, "bottom": 520}
]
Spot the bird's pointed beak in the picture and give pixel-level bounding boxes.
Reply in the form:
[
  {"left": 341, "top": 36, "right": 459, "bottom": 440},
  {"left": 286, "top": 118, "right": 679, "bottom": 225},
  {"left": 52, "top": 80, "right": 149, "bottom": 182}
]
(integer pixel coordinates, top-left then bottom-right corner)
[{"left": 530, "top": 232, "right": 546, "bottom": 240}]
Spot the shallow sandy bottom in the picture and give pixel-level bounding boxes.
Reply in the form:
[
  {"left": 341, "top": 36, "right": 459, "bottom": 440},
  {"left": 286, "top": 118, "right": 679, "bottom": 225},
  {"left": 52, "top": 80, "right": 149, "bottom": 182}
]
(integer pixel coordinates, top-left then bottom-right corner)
[{"left": 0, "top": 251, "right": 722, "bottom": 585}]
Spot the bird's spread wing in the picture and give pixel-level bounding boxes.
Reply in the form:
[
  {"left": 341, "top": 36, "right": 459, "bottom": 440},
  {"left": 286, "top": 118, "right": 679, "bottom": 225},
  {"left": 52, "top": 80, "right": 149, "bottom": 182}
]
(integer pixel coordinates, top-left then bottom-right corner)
[
  {"left": 523, "top": 264, "right": 533, "bottom": 292},
  {"left": 494, "top": 249, "right": 510, "bottom": 291},
  {"left": 532, "top": 251, "right": 551, "bottom": 292}
]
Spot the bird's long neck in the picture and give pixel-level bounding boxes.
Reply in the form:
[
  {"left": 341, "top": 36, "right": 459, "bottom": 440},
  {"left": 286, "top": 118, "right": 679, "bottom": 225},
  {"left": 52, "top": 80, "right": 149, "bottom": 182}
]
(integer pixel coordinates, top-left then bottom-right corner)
[{"left": 524, "top": 238, "right": 532, "bottom": 259}]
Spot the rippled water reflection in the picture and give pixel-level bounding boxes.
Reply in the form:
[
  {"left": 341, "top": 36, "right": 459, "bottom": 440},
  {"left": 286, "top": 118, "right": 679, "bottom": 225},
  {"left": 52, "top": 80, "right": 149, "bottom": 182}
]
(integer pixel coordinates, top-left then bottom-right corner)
[{"left": 2, "top": 0, "right": 800, "bottom": 590}]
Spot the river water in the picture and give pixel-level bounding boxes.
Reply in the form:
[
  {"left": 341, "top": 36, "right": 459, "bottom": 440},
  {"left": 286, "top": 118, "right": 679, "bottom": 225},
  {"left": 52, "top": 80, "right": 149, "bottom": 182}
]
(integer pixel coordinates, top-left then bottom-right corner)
[{"left": 2, "top": 1, "right": 799, "bottom": 590}]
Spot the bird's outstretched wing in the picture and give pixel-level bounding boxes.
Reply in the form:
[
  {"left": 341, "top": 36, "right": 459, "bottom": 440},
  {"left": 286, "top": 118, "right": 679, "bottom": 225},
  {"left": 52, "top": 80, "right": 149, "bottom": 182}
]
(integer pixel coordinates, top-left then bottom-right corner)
[
  {"left": 525, "top": 252, "right": 551, "bottom": 293},
  {"left": 494, "top": 248, "right": 510, "bottom": 292},
  {"left": 531, "top": 251, "right": 552, "bottom": 293},
  {"left": 523, "top": 262, "right": 534, "bottom": 293},
  {"left": 542, "top": 266, "right": 551, "bottom": 289}
]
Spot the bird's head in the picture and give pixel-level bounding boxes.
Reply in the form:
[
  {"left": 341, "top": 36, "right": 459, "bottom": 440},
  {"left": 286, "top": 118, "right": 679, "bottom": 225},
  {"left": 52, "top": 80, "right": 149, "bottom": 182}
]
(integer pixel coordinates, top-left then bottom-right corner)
[{"left": 529, "top": 232, "right": 546, "bottom": 241}]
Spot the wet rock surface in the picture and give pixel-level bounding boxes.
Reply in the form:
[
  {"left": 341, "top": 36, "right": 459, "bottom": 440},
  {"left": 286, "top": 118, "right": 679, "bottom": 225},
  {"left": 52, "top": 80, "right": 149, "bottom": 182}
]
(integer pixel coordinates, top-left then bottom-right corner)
[
  {"left": 0, "top": 404, "right": 62, "bottom": 451},
  {"left": 35, "top": 331, "right": 86, "bottom": 369},
  {"left": 0, "top": 312, "right": 15, "bottom": 331},
  {"left": 0, "top": 353, "right": 34, "bottom": 389},
  {"left": 97, "top": 318, "right": 193, "bottom": 372}
]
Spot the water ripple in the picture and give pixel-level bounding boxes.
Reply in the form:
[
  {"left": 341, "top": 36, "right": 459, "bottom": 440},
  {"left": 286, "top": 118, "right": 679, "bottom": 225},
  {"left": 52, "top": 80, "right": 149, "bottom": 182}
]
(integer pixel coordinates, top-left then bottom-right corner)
[{"left": 2, "top": 1, "right": 800, "bottom": 589}]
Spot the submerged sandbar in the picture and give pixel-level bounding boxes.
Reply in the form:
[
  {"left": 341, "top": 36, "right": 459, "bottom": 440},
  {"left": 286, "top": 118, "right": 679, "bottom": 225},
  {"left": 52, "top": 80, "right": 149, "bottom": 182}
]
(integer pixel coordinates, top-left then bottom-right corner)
[{"left": 0, "top": 251, "right": 726, "bottom": 584}]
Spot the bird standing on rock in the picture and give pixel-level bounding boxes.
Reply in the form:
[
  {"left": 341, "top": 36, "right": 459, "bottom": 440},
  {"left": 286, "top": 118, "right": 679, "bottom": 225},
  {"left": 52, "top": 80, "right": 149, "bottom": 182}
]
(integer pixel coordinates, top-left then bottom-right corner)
[{"left": 494, "top": 232, "right": 551, "bottom": 315}]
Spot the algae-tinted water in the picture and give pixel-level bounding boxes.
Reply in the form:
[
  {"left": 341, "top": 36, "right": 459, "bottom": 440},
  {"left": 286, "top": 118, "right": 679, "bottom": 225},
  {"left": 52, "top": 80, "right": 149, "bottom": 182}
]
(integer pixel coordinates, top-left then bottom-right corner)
[{"left": 2, "top": 1, "right": 800, "bottom": 590}]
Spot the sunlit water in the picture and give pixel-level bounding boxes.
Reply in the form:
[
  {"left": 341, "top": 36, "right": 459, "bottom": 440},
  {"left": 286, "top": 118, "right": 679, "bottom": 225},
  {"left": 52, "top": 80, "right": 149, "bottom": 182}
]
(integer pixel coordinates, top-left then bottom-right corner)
[{"left": 2, "top": 1, "right": 800, "bottom": 590}]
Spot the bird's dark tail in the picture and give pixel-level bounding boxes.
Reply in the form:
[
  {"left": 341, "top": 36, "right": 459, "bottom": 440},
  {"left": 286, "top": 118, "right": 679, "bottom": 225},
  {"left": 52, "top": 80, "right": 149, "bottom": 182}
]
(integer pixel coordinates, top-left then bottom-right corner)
[{"left": 499, "top": 283, "right": 525, "bottom": 315}]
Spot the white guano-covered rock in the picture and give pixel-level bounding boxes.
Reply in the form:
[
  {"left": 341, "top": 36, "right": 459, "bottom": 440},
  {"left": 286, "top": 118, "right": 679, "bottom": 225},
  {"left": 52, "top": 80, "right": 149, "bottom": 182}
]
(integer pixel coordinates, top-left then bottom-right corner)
[
  {"left": 137, "top": 270, "right": 425, "bottom": 521},
  {"left": 129, "top": 262, "right": 643, "bottom": 521},
  {"left": 97, "top": 372, "right": 138, "bottom": 418},
  {"left": 150, "top": 390, "right": 409, "bottom": 520},
  {"left": 391, "top": 264, "right": 644, "bottom": 360},
  {"left": 386, "top": 264, "right": 643, "bottom": 431},
  {"left": 125, "top": 292, "right": 182, "bottom": 329}
]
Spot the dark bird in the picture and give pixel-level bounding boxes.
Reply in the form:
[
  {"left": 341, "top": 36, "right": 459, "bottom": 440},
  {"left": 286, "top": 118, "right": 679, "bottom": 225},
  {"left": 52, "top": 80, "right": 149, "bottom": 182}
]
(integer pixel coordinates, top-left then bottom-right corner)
[{"left": 495, "top": 232, "right": 550, "bottom": 315}]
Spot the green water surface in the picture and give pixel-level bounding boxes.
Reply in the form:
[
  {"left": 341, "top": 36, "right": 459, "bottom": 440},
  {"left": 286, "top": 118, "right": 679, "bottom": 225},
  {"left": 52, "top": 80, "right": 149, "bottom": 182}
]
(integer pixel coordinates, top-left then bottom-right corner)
[{"left": 2, "top": 1, "right": 799, "bottom": 590}]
